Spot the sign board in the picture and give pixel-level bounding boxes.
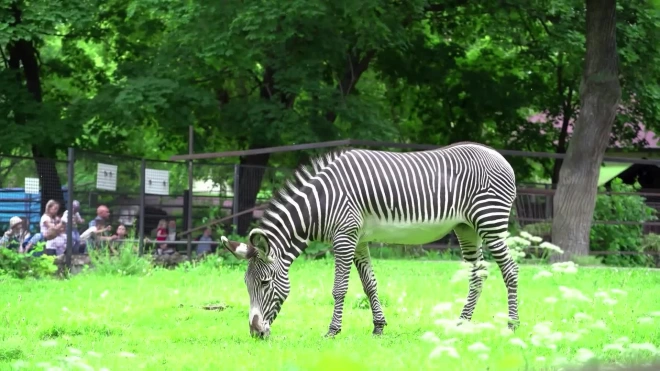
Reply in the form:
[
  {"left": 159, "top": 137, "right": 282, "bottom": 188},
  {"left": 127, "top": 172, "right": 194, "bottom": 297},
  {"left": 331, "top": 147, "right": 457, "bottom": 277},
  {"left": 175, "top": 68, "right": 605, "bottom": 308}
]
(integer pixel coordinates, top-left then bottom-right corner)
[
  {"left": 97, "top": 163, "right": 118, "bottom": 191},
  {"left": 145, "top": 169, "right": 170, "bottom": 195},
  {"left": 24, "top": 177, "right": 40, "bottom": 194}
]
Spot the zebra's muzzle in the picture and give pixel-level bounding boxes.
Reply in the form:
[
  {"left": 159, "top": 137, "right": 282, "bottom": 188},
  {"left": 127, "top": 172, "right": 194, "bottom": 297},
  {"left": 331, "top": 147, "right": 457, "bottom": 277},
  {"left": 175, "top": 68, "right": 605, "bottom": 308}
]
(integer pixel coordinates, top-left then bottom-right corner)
[{"left": 250, "top": 313, "right": 270, "bottom": 339}]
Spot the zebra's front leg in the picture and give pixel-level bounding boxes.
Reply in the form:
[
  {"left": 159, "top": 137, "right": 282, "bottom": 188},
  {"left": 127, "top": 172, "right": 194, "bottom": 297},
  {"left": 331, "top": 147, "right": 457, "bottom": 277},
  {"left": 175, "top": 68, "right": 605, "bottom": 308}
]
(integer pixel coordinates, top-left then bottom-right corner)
[
  {"left": 454, "top": 224, "right": 487, "bottom": 323},
  {"left": 325, "top": 235, "right": 357, "bottom": 338},
  {"left": 354, "top": 243, "right": 387, "bottom": 336}
]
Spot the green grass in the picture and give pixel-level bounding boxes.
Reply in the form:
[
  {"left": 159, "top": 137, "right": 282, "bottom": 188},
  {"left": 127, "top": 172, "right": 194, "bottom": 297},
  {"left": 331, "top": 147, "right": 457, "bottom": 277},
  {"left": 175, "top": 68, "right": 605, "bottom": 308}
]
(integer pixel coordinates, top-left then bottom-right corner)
[{"left": 1, "top": 259, "right": 659, "bottom": 370}]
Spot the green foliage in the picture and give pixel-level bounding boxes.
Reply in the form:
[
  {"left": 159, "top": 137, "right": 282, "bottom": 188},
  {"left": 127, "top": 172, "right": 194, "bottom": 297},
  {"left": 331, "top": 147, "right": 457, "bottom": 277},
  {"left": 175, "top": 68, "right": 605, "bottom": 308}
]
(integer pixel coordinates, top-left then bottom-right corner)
[
  {"left": 0, "top": 243, "right": 58, "bottom": 279},
  {"left": 590, "top": 179, "right": 658, "bottom": 267},
  {"left": 87, "top": 242, "right": 154, "bottom": 276}
]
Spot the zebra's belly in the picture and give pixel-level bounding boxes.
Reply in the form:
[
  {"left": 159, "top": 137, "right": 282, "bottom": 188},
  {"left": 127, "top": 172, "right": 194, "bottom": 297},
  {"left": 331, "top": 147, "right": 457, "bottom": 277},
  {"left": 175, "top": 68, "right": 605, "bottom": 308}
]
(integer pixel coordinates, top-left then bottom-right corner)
[{"left": 360, "top": 215, "right": 463, "bottom": 245}]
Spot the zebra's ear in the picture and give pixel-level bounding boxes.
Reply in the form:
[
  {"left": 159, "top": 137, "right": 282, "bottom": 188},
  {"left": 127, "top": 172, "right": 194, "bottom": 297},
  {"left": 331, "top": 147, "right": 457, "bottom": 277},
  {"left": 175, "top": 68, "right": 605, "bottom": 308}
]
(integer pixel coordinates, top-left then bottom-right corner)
[
  {"left": 248, "top": 228, "right": 270, "bottom": 260},
  {"left": 220, "top": 236, "right": 256, "bottom": 260}
]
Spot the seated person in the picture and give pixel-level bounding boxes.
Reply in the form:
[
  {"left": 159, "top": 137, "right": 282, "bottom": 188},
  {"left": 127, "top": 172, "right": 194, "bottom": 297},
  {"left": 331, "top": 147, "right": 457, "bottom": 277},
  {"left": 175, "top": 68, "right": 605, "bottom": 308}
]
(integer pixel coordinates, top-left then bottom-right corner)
[
  {"left": 195, "top": 228, "right": 217, "bottom": 256},
  {"left": 1, "top": 216, "right": 31, "bottom": 252},
  {"left": 79, "top": 219, "right": 115, "bottom": 252},
  {"left": 23, "top": 232, "right": 44, "bottom": 256}
]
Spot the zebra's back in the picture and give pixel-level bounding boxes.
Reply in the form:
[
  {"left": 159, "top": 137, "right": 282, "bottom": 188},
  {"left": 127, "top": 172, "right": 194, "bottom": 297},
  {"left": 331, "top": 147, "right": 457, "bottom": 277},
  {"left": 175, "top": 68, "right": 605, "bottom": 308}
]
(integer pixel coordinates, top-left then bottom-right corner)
[{"left": 321, "top": 142, "right": 516, "bottom": 245}]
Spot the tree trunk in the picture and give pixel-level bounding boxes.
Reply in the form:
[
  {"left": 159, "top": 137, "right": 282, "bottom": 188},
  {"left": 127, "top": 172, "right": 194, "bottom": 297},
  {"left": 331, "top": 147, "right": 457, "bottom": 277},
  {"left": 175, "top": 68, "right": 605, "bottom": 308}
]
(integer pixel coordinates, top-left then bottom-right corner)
[
  {"left": 551, "top": 0, "right": 621, "bottom": 261},
  {"left": 236, "top": 153, "right": 271, "bottom": 236},
  {"left": 7, "top": 3, "right": 65, "bottom": 215}
]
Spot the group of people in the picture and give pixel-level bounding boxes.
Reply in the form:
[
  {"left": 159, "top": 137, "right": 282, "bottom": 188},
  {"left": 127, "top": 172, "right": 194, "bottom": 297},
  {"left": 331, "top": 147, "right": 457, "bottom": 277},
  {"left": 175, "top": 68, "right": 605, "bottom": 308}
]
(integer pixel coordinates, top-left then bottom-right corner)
[
  {"left": 2, "top": 200, "right": 219, "bottom": 257},
  {"left": 1, "top": 201, "right": 128, "bottom": 256}
]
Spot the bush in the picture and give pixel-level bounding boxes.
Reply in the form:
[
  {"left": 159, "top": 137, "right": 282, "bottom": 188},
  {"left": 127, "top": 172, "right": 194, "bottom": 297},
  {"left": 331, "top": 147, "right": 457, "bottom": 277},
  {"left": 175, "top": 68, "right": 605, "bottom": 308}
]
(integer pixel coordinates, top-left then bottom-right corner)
[
  {"left": 590, "top": 179, "right": 658, "bottom": 267},
  {"left": 87, "top": 241, "right": 154, "bottom": 276},
  {"left": 0, "top": 242, "right": 58, "bottom": 279}
]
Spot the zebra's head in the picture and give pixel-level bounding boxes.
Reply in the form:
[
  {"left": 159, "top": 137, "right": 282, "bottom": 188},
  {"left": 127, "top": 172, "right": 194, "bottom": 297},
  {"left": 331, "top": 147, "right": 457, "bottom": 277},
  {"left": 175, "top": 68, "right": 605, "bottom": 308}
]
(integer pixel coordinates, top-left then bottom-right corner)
[{"left": 220, "top": 228, "right": 290, "bottom": 339}]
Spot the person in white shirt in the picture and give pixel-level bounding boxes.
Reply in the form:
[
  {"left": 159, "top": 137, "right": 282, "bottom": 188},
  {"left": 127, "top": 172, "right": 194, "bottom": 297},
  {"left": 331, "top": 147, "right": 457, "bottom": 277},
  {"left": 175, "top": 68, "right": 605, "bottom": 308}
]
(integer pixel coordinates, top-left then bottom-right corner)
[{"left": 61, "top": 200, "right": 84, "bottom": 253}]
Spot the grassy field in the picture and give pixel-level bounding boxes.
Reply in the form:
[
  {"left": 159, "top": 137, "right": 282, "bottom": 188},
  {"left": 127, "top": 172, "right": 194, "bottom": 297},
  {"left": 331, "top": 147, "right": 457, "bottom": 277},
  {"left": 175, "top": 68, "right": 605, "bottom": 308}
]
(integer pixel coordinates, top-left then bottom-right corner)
[{"left": 1, "top": 258, "right": 659, "bottom": 371}]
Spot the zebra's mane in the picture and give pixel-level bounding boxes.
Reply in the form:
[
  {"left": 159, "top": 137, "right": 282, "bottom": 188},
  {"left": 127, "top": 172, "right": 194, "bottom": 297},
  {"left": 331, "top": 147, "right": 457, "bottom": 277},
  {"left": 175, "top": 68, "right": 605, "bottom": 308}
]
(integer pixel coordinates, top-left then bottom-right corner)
[{"left": 261, "top": 148, "right": 351, "bottom": 223}]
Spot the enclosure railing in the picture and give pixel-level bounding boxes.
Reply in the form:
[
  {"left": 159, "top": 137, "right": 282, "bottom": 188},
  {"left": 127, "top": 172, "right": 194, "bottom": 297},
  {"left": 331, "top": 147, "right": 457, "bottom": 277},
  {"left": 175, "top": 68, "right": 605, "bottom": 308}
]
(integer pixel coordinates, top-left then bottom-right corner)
[{"left": 2, "top": 141, "right": 660, "bottom": 269}]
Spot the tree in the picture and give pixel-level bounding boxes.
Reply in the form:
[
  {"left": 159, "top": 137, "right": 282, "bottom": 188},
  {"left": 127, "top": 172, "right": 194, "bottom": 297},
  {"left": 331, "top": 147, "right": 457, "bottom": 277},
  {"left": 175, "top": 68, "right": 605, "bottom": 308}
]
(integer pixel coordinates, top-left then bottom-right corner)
[{"left": 551, "top": 0, "right": 621, "bottom": 260}]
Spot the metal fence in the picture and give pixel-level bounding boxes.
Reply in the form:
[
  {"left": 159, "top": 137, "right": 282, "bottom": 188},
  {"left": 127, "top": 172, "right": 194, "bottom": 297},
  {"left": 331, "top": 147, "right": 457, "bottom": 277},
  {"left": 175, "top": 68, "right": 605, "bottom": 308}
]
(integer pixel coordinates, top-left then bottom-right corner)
[{"left": 2, "top": 144, "right": 660, "bottom": 268}]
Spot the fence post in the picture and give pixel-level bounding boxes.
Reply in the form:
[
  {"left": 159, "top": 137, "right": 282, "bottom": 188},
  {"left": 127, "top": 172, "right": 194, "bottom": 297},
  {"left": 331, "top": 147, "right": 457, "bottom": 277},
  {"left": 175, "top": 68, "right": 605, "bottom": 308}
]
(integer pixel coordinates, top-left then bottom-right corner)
[
  {"left": 186, "top": 125, "right": 194, "bottom": 260},
  {"left": 65, "top": 147, "right": 75, "bottom": 270},
  {"left": 138, "top": 158, "right": 146, "bottom": 256},
  {"left": 232, "top": 164, "right": 240, "bottom": 233}
]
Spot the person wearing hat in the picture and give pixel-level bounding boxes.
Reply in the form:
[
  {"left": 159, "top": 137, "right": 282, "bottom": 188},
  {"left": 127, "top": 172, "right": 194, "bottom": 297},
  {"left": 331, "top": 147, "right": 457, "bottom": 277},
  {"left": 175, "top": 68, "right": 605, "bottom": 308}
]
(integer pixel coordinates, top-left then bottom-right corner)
[{"left": 1, "top": 216, "right": 31, "bottom": 251}]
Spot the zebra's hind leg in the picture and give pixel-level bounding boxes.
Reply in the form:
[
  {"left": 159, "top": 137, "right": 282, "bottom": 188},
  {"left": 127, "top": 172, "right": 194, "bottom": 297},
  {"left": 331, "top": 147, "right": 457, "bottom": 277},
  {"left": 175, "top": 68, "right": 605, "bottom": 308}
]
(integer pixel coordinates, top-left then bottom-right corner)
[
  {"left": 325, "top": 232, "right": 359, "bottom": 338},
  {"left": 481, "top": 232, "right": 520, "bottom": 331},
  {"left": 453, "top": 224, "right": 487, "bottom": 324},
  {"left": 354, "top": 242, "right": 387, "bottom": 336}
]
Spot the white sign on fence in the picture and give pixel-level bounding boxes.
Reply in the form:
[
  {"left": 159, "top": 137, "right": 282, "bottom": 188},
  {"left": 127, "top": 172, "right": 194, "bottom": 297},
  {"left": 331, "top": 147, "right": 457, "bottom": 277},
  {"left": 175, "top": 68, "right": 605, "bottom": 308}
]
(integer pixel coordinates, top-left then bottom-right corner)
[
  {"left": 96, "top": 163, "right": 118, "bottom": 191},
  {"left": 24, "top": 177, "right": 40, "bottom": 194},
  {"left": 145, "top": 168, "right": 170, "bottom": 195}
]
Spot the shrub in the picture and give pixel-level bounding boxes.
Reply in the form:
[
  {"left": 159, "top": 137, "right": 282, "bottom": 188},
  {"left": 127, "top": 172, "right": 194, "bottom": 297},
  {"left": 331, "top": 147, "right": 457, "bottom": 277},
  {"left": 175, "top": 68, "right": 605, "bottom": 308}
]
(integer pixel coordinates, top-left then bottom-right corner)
[
  {"left": 0, "top": 242, "right": 58, "bottom": 279},
  {"left": 590, "top": 179, "right": 658, "bottom": 267},
  {"left": 87, "top": 240, "right": 154, "bottom": 276}
]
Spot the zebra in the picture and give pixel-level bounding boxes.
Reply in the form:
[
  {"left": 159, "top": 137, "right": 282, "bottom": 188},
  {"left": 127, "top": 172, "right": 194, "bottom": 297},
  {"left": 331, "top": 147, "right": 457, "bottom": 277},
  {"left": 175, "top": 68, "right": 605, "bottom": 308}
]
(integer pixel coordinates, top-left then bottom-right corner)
[{"left": 220, "top": 142, "right": 519, "bottom": 339}]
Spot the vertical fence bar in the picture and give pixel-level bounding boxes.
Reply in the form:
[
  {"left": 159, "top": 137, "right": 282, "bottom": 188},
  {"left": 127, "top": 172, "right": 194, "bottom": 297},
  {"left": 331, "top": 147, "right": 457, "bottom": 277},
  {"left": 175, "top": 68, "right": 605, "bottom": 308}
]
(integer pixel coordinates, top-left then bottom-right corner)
[
  {"left": 186, "top": 125, "right": 194, "bottom": 259},
  {"left": 232, "top": 164, "right": 240, "bottom": 233},
  {"left": 65, "top": 147, "right": 75, "bottom": 270},
  {"left": 138, "top": 158, "right": 146, "bottom": 256}
]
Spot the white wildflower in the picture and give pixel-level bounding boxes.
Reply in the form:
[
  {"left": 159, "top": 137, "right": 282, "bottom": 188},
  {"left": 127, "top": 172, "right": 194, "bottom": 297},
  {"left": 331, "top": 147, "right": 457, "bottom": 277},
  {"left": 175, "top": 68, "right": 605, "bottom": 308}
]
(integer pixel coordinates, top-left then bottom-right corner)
[
  {"left": 429, "top": 345, "right": 459, "bottom": 359},
  {"left": 118, "top": 351, "right": 136, "bottom": 358},
  {"left": 637, "top": 317, "right": 654, "bottom": 324},
  {"left": 520, "top": 231, "right": 534, "bottom": 240},
  {"left": 478, "top": 353, "right": 489, "bottom": 361},
  {"left": 40, "top": 340, "right": 58, "bottom": 347},
  {"left": 533, "top": 270, "right": 553, "bottom": 280},
  {"left": 558, "top": 286, "right": 590, "bottom": 302},
  {"left": 649, "top": 311, "right": 660, "bottom": 317},
  {"left": 603, "top": 343, "right": 626, "bottom": 352},
  {"left": 628, "top": 343, "right": 658, "bottom": 354},
  {"left": 544, "top": 296, "right": 558, "bottom": 304},
  {"left": 100, "top": 290, "right": 109, "bottom": 299},
  {"left": 468, "top": 342, "right": 491, "bottom": 353},
  {"left": 499, "top": 327, "right": 513, "bottom": 337},
  {"left": 575, "top": 348, "right": 596, "bottom": 363},
  {"left": 594, "top": 291, "right": 610, "bottom": 299},
  {"left": 615, "top": 336, "right": 630, "bottom": 344},
  {"left": 603, "top": 298, "right": 618, "bottom": 306},
  {"left": 431, "top": 303, "right": 453, "bottom": 316},
  {"left": 87, "top": 351, "right": 102, "bottom": 357},
  {"left": 506, "top": 236, "right": 531, "bottom": 247},
  {"left": 421, "top": 331, "right": 440, "bottom": 343},
  {"left": 509, "top": 337, "right": 528, "bottom": 348},
  {"left": 590, "top": 320, "right": 608, "bottom": 330},
  {"left": 610, "top": 289, "right": 628, "bottom": 296},
  {"left": 68, "top": 348, "right": 82, "bottom": 355},
  {"left": 564, "top": 332, "right": 581, "bottom": 342},
  {"left": 551, "top": 261, "right": 578, "bottom": 274},
  {"left": 573, "top": 312, "right": 593, "bottom": 321},
  {"left": 540, "top": 241, "right": 564, "bottom": 254},
  {"left": 536, "top": 356, "right": 546, "bottom": 362}
]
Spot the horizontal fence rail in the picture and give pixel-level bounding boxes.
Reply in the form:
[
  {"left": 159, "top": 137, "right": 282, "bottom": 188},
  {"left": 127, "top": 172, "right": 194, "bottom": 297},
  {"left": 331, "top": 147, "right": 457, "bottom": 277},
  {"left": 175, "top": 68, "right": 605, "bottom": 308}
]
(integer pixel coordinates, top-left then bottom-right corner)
[{"left": 2, "top": 143, "right": 660, "bottom": 269}]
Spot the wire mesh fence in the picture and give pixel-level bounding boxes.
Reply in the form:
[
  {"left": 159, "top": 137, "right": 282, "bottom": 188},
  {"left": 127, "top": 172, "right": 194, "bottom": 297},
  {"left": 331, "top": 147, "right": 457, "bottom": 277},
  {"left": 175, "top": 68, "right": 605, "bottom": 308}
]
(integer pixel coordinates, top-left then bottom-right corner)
[{"left": 2, "top": 145, "right": 660, "bottom": 267}]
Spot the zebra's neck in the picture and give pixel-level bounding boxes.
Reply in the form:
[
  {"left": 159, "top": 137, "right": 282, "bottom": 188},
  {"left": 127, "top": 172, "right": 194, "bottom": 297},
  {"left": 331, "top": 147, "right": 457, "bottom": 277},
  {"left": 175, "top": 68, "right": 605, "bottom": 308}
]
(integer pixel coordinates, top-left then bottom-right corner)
[{"left": 259, "top": 193, "right": 320, "bottom": 262}]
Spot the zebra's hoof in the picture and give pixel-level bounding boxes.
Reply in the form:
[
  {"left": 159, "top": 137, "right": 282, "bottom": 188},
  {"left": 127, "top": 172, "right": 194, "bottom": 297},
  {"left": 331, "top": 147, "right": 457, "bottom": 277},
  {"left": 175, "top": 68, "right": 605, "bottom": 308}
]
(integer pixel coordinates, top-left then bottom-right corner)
[
  {"left": 507, "top": 319, "right": 520, "bottom": 332},
  {"left": 372, "top": 327, "right": 384, "bottom": 336},
  {"left": 324, "top": 328, "right": 341, "bottom": 338}
]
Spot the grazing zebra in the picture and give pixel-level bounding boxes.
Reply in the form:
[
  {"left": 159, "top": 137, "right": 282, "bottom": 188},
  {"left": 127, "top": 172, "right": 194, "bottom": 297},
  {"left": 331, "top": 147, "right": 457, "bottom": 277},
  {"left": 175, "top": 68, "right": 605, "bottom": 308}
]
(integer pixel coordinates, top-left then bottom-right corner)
[{"left": 220, "top": 142, "right": 519, "bottom": 339}]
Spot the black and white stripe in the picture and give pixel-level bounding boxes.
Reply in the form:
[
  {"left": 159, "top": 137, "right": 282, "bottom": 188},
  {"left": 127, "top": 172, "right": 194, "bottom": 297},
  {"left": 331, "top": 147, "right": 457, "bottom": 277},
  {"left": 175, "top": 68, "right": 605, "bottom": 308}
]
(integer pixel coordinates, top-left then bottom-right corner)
[{"left": 222, "top": 142, "right": 520, "bottom": 338}]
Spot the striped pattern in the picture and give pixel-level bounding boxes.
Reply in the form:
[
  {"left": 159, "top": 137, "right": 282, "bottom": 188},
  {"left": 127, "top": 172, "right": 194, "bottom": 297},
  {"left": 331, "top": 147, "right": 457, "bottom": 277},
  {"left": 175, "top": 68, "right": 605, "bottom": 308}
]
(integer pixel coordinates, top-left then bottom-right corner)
[{"left": 222, "top": 142, "right": 520, "bottom": 338}]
